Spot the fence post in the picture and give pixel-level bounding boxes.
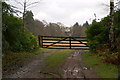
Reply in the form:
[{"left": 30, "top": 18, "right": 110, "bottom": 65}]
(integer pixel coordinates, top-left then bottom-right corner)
[
  {"left": 38, "top": 35, "right": 40, "bottom": 47},
  {"left": 38, "top": 35, "right": 43, "bottom": 47},
  {"left": 69, "top": 37, "right": 71, "bottom": 49}
]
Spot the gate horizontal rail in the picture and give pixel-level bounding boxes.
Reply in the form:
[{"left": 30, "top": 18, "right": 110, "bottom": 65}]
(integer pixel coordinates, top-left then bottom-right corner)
[
  {"left": 39, "top": 35, "right": 86, "bottom": 38},
  {"left": 43, "top": 42, "right": 87, "bottom": 44},
  {"left": 43, "top": 39, "right": 87, "bottom": 41},
  {"left": 43, "top": 45, "right": 88, "bottom": 47}
]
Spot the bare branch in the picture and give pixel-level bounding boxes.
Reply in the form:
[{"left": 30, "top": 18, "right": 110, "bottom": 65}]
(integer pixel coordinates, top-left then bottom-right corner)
[
  {"left": 26, "top": 2, "right": 39, "bottom": 7},
  {"left": 14, "top": 0, "right": 24, "bottom": 7},
  {"left": 13, "top": 0, "right": 41, "bottom": 27},
  {"left": 101, "top": 3, "right": 109, "bottom": 7},
  {"left": 26, "top": 3, "right": 39, "bottom": 9},
  {"left": 100, "top": 2, "right": 119, "bottom": 9},
  {"left": 10, "top": 5, "right": 23, "bottom": 10}
]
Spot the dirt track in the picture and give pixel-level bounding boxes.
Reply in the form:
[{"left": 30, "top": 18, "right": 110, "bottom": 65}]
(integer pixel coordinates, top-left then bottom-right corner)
[
  {"left": 63, "top": 50, "right": 85, "bottom": 78},
  {"left": 63, "top": 50, "right": 99, "bottom": 79},
  {"left": 4, "top": 51, "right": 53, "bottom": 78},
  {"left": 3, "top": 50, "right": 98, "bottom": 78}
]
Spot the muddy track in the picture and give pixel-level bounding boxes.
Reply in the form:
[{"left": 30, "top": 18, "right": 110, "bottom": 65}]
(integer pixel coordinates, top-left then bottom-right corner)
[
  {"left": 4, "top": 52, "right": 53, "bottom": 78},
  {"left": 3, "top": 50, "right": 99, "bottom": 79},
  {"left": 63, "top": 50, "right": 99, "bottom": 79},
  {"left": 63, "top": 50, "right": 85, "bottom": 78}
]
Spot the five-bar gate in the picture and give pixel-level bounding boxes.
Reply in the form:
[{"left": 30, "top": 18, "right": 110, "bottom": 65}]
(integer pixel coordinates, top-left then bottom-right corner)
[{"left": 38, "top": 35, "right": 89, "bottom": 50}]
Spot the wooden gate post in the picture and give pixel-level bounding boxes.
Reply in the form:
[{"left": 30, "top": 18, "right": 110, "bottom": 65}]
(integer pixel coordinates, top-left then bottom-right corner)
[
  {"left": 38, "top": 35, "right": 43, "bottom": 47},
  {"left": 69, "top": 37, "right": 71, "bottom": 49}
]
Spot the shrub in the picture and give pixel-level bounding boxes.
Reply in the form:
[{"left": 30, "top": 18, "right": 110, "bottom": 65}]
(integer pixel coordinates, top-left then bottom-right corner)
[
  {"left": 86, "top": 10, "right": 120, "bottom": 52},
  {"left": 86, "top": 21, "right": 109, "bottom": 52},
  {"left": 102, "top": 53, "right": 119, "bottom": 65},
  {"left": 2, "top": 2, "right": 38, "bottom": 52}
]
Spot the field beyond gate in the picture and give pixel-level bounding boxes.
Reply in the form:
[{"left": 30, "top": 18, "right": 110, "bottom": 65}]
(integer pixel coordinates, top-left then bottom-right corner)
[{"left": 38, "top": 36, "right": 89, "bottom": 50}]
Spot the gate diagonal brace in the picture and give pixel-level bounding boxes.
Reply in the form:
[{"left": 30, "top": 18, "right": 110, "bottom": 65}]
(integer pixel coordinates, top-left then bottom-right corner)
[
  {"left": 71, "top": 37, "right": 88, "bottom": 46},
  {"left": 45, "top": 37, "right": 68, "bottom": 48}
]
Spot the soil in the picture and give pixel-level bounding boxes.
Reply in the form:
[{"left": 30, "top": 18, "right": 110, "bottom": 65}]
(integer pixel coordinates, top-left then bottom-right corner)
[
  {"left": 3, "top": 50, "right": 99, "bottom": 79},
  {"left": 3, "top": 51, "right": 54, "bottom": 78},
  {"left": 62, "top": 50, "right": 99, "bottom": 79}
]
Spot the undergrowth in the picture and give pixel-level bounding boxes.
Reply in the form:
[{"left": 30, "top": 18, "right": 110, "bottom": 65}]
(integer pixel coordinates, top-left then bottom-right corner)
[{"left": 82, "top": 51, "right": 118, "bottom": 78}]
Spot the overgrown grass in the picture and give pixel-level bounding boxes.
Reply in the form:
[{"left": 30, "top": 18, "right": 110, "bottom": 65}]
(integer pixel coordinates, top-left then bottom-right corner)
[
  {"left": 43, "top": 49, "right": 73, "bottom": 75},
  {"left": 2, "top": 48, "right": 50, "bottom": 74},
  {"left": 82, "top": 51, "right": 118, "bottom": 78}
]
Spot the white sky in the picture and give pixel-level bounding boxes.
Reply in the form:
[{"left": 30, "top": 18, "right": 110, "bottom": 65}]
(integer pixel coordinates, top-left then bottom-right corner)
[{"left": 6, "top": 0, "right": 119, "bottom": 27}]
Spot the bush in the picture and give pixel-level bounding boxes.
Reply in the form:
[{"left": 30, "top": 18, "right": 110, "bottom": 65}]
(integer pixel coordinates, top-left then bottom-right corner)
[
  {"left": 86, "top": 21, "right": 109, "bottom": 52},
  {"left": 86, "top": 10, "right": 120, "bottom": 52},
  {"left": 2, "top": 2, "right": 38, "bottom": 52},
  {"left": 102, "top": 53, "right": 119, "bottom": 65}
]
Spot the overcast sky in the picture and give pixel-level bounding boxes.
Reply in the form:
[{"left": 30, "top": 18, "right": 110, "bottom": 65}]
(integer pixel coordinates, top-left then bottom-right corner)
[{"left": 6, "top": 0, "right": 119, "bottom": 27}]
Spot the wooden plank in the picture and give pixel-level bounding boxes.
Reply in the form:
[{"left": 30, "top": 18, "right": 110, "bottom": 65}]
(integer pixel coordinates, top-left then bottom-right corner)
[
  {"left": 38, "top": 35, "right": 41, "bottom": 47},
  {"left": 43, "top": 45, "right": 69, "bottom": 47},
  {"left": 73, "top": 42, "right": 87, "bottom": 44},
  {"left": 42, "top": 42, "right": 57, "bottom": 43},
  {"left": 69, "top": 37, "right": 71, "bottom": 49},
  {"left": 41, "top": 36, "right": 43, "bottom": 47},
  {"left": 64, "top": 39, "right": 87, "bottom": 41},
  {"left": 45, "top": 37, "right": 68, "bottom": 48},
  {"left": 43, "top": 42, "right": 87, "bottom": 44},
  {"left": 42, "top": 39, "right": 64, "bottom": 41},
  {"left": 43, "top": 45, "right": 88, "bottom": 47},
  {"left": 46, "top": 48, "right": 70, "bottom": 49},
  {"left": 72, "top": 48, "right": 89, "bottom": 50},
  {"left": 38, "top": 35, "right": 89, "bottom": 49},
  {"left": 38, "top": 35, "right": 43, "bottom": 47},
  {"left": 42, "top": 36, "right": 69, "bottom": 38},
  {"left": 43, "top": 42, "right": 69, "bottom": 44},
  {"left": 43, "top": 39, "right": 87, "bottom": 41},
  {"left": 71, "top": 37, "right": 88, "bottom": 46},
  {"left": 45, "top": 47, "right": 89, "bottom": 50},
  {"left": 39, "top": 35, "right": 87, "bottom": 38}
]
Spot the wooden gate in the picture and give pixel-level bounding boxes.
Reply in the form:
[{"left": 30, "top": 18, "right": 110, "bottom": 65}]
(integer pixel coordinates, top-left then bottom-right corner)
[{"left": 38, "top": 35, "right": 89, "bottom": 50}]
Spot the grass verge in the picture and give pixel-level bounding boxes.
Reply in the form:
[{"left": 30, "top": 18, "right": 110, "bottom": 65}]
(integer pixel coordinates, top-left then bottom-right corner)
[
  {"left": 81, "top": 51, "right": 118, "bottom": 78},
  {"left": 2, "top": 48, "right": 51, "bottom": 75},
  {"left": 43, "top": 49, "right": 73, "bottom": 76}
]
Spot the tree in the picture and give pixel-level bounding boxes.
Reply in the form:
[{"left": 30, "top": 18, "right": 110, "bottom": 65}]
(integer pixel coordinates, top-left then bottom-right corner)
[
  {"left": 34, "top": 19, "right": 45, "bottom": 36},
  {"left": 83, "top": 21, "right": 89, "bottom": 27},
  {"left": 24, "top": 10, "right": 45, "bottom": 36},
  {"left": 24, "top": 11, "right": 35, "bottom": 34},
  {"left": 10, "top": 0, "right": 40, "bottom": 27},
  {"left": 80, "top": 21, "right": 89, "bottom": 37},
  {"left": 71, "top": 22, "right": 82, "bottom": 37},
  {"left": 86, "top": 10, "right": 120, "bottom": 52},
  {"left": 2, "top": 2, "right": 37, "bottom": 52}
]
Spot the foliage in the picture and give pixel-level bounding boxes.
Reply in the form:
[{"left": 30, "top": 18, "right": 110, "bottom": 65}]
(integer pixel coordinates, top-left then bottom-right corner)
[
  {"left": 2, "top": 2, "right": 38, "bottom": 52},
  {"left": 86, "top": 19, "right": 109, "bottom": 51},
  {"left": 86, "top": 10, "right": 120, "bottom": 52},
  {"left": 95, "top": 51, "right": 119, "bottom": 65},
  {"left": 71, "top": 22, "right": 88, "bottom": 37},
  {"left": 114, "top": 11, "right": 120, "bottom": 37},
  {"left": 102, "top": 52, "right": 119, "bottom": 65},
  {"left": 24, "top": 11, "right": 67, "bottom": 36}
]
